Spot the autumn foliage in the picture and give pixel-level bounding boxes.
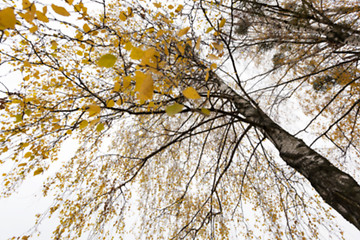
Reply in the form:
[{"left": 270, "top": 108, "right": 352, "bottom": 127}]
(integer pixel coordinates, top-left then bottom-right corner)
[{"left": 0, "top": 0, "right": 360, "bottom": 239}]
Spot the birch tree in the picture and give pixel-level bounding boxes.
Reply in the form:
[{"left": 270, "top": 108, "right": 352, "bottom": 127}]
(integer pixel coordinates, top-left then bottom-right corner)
[{"left": 0, "top": 0, "right": 359, "bottom": 239}]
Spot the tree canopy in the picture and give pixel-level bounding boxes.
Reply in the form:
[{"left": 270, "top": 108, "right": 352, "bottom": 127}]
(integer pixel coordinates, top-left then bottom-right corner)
[{"left": 0, "top": 0, "right": 360, "bottom": 239}]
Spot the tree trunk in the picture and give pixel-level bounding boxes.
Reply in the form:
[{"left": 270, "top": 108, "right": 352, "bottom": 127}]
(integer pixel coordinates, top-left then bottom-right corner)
[{"left": 214, "top": 75, "right": 360, "bottom": 230}]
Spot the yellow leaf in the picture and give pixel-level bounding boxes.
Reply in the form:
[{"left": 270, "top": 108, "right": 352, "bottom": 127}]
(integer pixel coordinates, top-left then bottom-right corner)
[
  {"left": 18, "top": 163, "right": 27, "bottom": 167},
  {"left": 20, "top": 7, "right": 36, "bottom": 23},
  {"left": 153, "top": 3, "right": 161, "bottom": 8},
  {"left": 119, "top": 11, "right": 127, "bottom": 21},
  {"left": 175, "top": 5, "right": 184, "bottom": 13},
  {"left": 24, "top": 152, "right": 32, "bottom": 158},
  {"left": 79, "top": 120, "right": 88, "bottom": 129},
  {"left": 206, "top": 27, "right": 214, "bottom": 33},
  {"left": 183, "top": 87, "right": 201, "bottom": 99},
  {"left": 66, "top": 0, "right": 74, "bottom": 5},
  {"left": 51, "top": 4, "right": 70, "bottom": 17},
  {"left": 212, "top": 42, "right": 224, "bottom": 51},
  {"left": 116, "top": 98, "right": 123, "bottom": 105},
  {"left": 142, "top": 47, "right": 157, "bottom": 65},
  {"left": 127, "top": 7, "right": 133, "bottom": 17},
  {"left": 24, "top": 61, "right": 31, "bottom": 67},
  {"left": 96, "top": 122, "right": 105, "bottom": 132},
  {"left": 178, "top": 27, "right": 190, "bottom": 37},
  {"left": 106, "top": 99, "right": 115, "bottom": 108},
  {"left": 210, "top": 63, "right": 217, "bottom": 70},
  {"left": 29, "top": 25, "right": 38, "bottom": 33},
  {"left": 21, "top": 142, "right": 30, "bottom": 148},
  {"left": 22, "top": 0, "right": 32, "bottom": 10},
  {"left": 87, "top": 104, "right": 101, "bottom": 116},
  {"left": 219, "top": 18, "right": 226, "bottom": 28},
  {"left": 90, "top": 118, "right": 100, "bottom": 126},
  {"left": 51, "top": 41, "right": 58, "bottom": 50},
  {"left": 36, "top": 11, "right": 49, "bottom": 23},
  {"left": 0, "top": 7, "right": 16, "bottom": 30},
  {"left": 144, "top": 47, "right": 156, "bottom": 59},
  {"left": 74, "top": 4, "right": 81, "bottom": 12},
  {"left": 124, "top": 42, "right": 133, "bottom": 51},
  {"left": 97, "top": 54, "right": 117, "bottom": 68},
  {"left": 123, "top": 76, "right": 131, "bottom": 89},
  {"left": 164, "top": 45, "right": 169, "bottom": 55},
  {"left": 83, "top": 23, "right": 90, "bottom": 32},
  {"left": 15, "top": 114, "right": 23, "bottom": 122},
  {"left": 208, "top": 54, "right": 219, "bottom": 60},
  {"left": 113, "top": 82, "right": 120, "bottom": 92},
  {"left": 25, "top": 109, "right": 32, "bottom": 116},
  {"left": 205, "top": 71, "right": 209, "bottom": 81},
  {"left": 75, "top": 31, "right": 83, "bottom": 40},
  {"left": 134, "top": 72, "right": 147, "bottom": 92},
  {"left": 201, "top": 108, "right": 211, "bottom": 116},
  {"left": 135, "top": 71, "right": 153, "bottom": 101},
  {"left": 195, "top": 36, "right": 201, "bottom": 50},
  {"left": 130, "top": 47, "right": 144, "bottom": 60},
  {"left": 52, "top": 123, "right": 61, "bottom": 130},
  {"left": 33, "top": 167, "right": 43, "bottom": 176},
  {"left": 166, "top": 103, "right": 184, "bottom": 116}
]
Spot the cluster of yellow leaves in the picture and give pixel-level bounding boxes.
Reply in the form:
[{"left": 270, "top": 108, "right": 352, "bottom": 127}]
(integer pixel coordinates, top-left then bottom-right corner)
[
  {"left": 0, "top": 1, "right": 241, "bottom": 239},
  {"left": 1, "top": 0, "right": 217, "bottom": 165},
  {"left": 0, "top": 0, "right": 89, "bottom": 33}
]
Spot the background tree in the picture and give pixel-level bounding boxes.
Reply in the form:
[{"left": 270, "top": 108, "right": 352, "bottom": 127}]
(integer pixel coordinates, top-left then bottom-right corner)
[
  {"left": 217, "top": 0, "right": 360, "bottom": 153},
  {"left": 0, "top": 0, "right": 359, "bottom": 239}
]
